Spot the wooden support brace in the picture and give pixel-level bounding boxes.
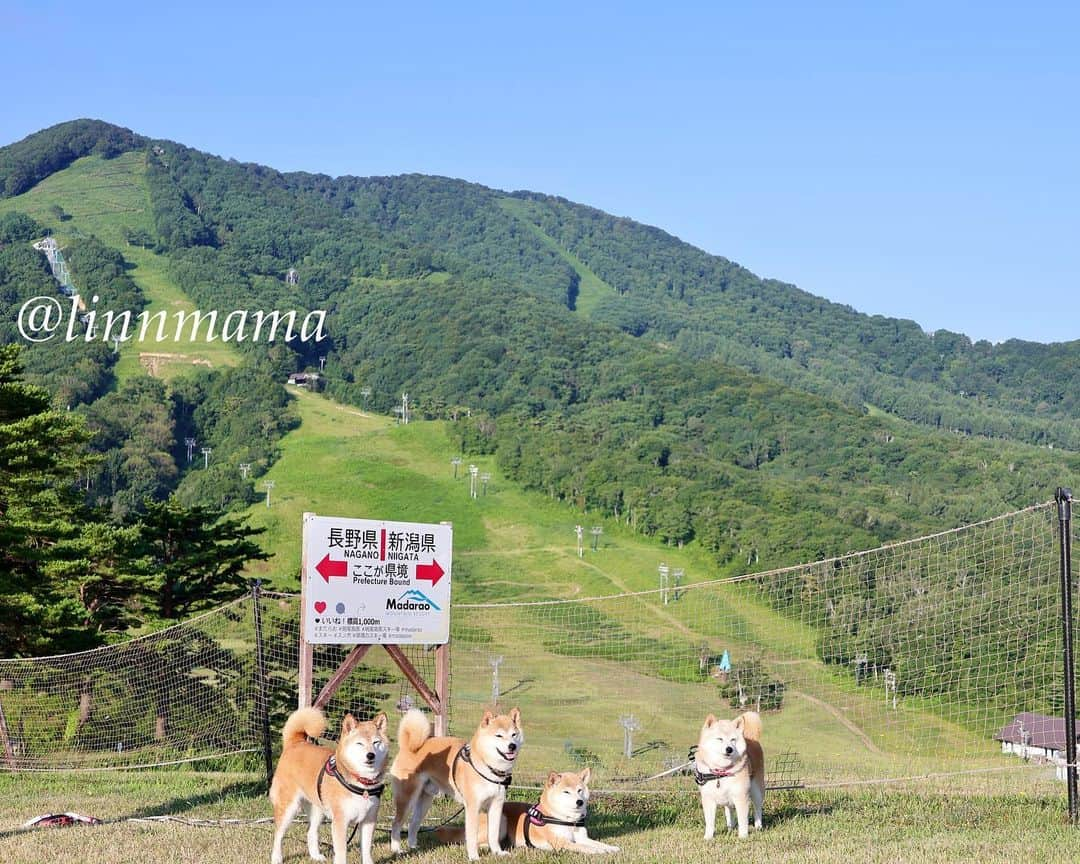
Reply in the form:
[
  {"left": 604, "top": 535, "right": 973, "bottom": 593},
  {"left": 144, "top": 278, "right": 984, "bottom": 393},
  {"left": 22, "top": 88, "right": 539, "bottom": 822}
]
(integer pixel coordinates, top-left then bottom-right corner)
[
  {"left": 313, "top": 644, "right": 372, "bottom": 710},
  {"left": 384, "top": 644, "right": 443, "bottom": 720}
]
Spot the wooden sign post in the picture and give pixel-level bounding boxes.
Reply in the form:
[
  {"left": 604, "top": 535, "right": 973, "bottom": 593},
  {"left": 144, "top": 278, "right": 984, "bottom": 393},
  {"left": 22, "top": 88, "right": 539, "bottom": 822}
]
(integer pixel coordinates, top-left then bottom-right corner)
[{"left": 297, "top": 513, "right": 452, "bottom": 735}]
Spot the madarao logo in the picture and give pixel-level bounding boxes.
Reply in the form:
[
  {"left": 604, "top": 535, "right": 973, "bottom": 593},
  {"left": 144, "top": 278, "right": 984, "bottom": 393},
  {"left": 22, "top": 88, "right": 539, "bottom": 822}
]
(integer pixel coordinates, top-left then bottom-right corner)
[{"left": 386, "top": 589, "right": 441, "bottom": 612}]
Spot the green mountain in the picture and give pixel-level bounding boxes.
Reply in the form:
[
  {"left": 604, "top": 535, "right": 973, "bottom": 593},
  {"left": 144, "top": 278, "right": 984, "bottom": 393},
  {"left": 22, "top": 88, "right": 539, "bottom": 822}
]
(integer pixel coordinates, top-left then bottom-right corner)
[{"left": 1, "top": 119, "right": 1076, "bottom": 576}]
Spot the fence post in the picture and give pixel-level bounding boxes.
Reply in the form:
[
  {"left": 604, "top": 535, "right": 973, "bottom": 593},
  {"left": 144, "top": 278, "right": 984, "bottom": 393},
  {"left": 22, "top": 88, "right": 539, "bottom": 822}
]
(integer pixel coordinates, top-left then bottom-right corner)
[
  {"left": 0, "top": 694, "right": 15, "bottom": 769},
  {"left": 252, "top": 580, "right": 274, "bottom": 791},
  {"left": 1057, "top": 487, "right": 1078, "bottom": 824}
]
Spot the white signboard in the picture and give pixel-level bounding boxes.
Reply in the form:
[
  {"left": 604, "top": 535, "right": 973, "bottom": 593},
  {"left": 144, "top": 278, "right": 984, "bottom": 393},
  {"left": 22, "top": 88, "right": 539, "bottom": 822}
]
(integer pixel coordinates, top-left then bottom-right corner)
[{"left": 302, "top": 514, "right": 452, "bottom": 645}]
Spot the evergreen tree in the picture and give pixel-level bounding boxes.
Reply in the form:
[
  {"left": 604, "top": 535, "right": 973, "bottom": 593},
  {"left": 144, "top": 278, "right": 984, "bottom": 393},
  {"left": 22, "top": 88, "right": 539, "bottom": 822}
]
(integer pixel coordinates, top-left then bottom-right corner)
[
  {"left": 131, "top": 498, "right": 271, "bottom": 619},
  {"left": 0, "top": 345, "right": 94, "bottom": 654}
]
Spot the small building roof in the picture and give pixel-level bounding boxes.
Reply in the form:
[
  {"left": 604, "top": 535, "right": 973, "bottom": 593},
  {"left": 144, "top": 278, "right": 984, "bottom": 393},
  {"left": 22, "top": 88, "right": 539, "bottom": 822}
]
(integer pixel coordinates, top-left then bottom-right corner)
[{"left": 995, "top": 712, "right": 1079, "bottom": 750}]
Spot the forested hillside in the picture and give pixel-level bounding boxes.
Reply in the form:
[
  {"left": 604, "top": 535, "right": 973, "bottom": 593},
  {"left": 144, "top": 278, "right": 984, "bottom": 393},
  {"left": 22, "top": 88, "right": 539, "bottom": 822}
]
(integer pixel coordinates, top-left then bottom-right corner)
[
  {"left": 1, "top": 119, "right": 1078, "bottom": 653},
  {"left": 502, "top": 193, "right": 1080, "bottom": 448}
]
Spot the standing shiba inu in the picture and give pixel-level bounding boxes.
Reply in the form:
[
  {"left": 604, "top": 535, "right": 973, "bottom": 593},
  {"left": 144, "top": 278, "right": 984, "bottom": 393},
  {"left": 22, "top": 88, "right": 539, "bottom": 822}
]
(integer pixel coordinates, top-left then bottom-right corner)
[
  {"left": 694, "top": 711, "right": 764, "bottom": 839},
  {"left": 270, "top": 707, "right": 389, "bottom": 864},
  {"left": 436, "top": 767, "right": 619, "bottom": 855},
  {"left": 390, "top": 707, "right": 523, "bottom": 860}
]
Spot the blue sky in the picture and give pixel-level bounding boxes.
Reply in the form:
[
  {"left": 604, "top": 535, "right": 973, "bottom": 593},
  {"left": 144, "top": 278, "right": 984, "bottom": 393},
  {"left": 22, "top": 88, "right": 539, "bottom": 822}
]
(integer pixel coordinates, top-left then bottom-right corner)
[{"left": 3, "top": 1, "right": 1077, "bottom": 343}]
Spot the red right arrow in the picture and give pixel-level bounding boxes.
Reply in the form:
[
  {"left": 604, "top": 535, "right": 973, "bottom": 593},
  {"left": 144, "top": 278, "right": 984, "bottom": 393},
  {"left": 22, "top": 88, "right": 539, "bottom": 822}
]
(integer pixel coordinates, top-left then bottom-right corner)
[
  {"left": 416, "top": 560, "right": 445, "bottom": 586},
  {"left": 316, "top": 553, "right": 348, "bottom": 582}
]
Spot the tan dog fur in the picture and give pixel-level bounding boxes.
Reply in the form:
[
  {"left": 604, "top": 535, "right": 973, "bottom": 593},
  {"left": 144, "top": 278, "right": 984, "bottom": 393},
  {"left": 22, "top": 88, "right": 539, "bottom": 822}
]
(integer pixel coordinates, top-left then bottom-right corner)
[
  {"left": 390, "top": 707, "right": 523, "bottom": 860},
  {"left": 436, "top": 767, "right": 619, "bottom": 855},
  {"left": 694, "top": 711, "right": 765, "bottom": 839},
  {"left": 270, "top": 707, "right": 389, "bottom": 864}
]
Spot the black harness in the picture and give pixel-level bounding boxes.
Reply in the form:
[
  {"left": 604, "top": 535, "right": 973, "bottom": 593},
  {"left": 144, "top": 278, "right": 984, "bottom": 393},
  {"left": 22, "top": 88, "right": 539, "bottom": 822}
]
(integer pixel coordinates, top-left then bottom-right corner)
[
  {"left": 316, "top": 755, "right": 384, "bottom": 803},
  {"left": 688, "top": 745, "right": 740, "bottom": 787},
  {"left": 522, "top": 804, "right": 586, "bottom": 849},
  {"left": 451, "top": 744, "right": 513, "bottom": 790}
]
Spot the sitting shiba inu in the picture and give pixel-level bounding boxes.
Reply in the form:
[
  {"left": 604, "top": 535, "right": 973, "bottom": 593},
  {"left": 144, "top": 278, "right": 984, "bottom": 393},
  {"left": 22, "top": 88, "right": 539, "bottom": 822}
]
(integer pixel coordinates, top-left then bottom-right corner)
[
  {"left": 436, "top": 767, "right": 619, "bottom": 854},
  {"left": 270, "top": 708, "right": 389, "bottom": 864},
  {"left": 390, "top": 707, "right": 523, "bottom": 860},
  {"left": 693, "top": 711, "right": 765, "bottom": 839}
]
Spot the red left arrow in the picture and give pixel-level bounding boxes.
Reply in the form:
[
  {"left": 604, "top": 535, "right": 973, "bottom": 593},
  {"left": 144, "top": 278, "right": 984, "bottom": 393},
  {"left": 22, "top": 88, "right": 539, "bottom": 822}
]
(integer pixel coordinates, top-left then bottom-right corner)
[
  {"left": 416, "top": 560, "right": 445, "bottom": 586},
  {"left": 316, "top": 553, "right": 348, "bottom": 582}
]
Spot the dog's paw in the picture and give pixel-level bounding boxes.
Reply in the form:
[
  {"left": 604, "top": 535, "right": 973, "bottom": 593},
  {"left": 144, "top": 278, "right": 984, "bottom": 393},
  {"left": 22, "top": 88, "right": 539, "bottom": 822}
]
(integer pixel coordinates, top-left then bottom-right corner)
[{"left": 309, "top": 853, "right": 326, "bottom": 862}]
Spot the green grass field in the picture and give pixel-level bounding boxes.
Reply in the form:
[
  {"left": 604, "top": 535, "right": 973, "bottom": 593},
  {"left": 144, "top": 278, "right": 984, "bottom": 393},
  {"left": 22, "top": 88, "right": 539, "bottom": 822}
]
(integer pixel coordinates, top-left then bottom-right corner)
[
  {"left": 0, "top": 152, "right": 238, "bottom": 380},
  {"left": 0, "top": 770, "right": 1075, "bottom": 864}
]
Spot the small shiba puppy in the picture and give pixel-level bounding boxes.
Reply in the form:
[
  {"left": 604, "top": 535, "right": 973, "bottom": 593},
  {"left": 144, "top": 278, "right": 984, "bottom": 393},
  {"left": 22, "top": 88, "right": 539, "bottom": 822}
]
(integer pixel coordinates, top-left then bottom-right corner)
[
  {"left": 270, "top": 707, "right": 389, "bottom": 864},
  {"left": 436, "top": 767, "right": 619, "bottom": 855},
  {"left": 390, "top": 707, "right": 523, "bottom": 860},
  {"left": 694, "top": 711, "right": 765, "bottom": 839}
]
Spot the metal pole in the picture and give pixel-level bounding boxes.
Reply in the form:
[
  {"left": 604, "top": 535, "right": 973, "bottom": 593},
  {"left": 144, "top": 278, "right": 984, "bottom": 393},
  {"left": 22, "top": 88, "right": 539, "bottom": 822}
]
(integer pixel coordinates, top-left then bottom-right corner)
[
  {"left": 252, "top": 580, "right": 274, "bottom": 791},
  {"left": 1057, "top": 487, "right": 1078, "bottom": 824}
]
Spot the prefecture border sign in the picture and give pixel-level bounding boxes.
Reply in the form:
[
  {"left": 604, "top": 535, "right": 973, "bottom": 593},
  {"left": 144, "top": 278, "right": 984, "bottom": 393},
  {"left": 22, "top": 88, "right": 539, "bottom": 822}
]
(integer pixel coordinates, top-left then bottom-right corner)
[{"left": 302, "top": 514, "right": 452, "bottom": 645}]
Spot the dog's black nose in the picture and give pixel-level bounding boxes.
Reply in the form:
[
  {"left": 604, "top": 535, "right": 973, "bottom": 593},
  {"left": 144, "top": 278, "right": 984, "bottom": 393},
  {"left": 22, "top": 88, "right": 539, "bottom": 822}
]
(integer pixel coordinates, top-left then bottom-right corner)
[
  {"left": 724, "top": 746, "right": 734, "bottom": 756},
  {"left": 576, "top": 799, "right": 584, "bottom": 808},
  {"left": 366, "top": 752, "right": 376, "bottom": 762},
  {"left": 507, "top": 742, "right": 517, "bottom": 752}
]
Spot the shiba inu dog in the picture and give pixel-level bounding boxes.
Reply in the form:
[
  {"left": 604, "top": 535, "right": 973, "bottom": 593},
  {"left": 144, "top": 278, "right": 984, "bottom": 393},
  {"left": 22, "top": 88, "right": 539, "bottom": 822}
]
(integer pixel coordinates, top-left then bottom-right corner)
[
  {"left": 270, "top": 707, "right": 389, "bottom": 864},
  {"left": 390, "top": 707, "right": 523, "bottom": 860},
  {"left": 436, "top": 767, "right": 619, "bottom": 855},
  {"left": 693, "top": 711, "right": 764, "bottom": 839}
]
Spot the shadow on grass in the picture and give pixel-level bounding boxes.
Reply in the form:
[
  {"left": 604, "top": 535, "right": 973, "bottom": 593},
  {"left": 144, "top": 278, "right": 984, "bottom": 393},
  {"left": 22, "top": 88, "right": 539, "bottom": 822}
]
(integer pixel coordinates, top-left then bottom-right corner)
[
  {"left": 581, "top": 789, "right": 838, "bottom": 841},
  {"left": 121, "top": 778, "right": 267, "bottom": 819},
  {"left": 0, "top": 778, "right": 267, "bottom": 841}
]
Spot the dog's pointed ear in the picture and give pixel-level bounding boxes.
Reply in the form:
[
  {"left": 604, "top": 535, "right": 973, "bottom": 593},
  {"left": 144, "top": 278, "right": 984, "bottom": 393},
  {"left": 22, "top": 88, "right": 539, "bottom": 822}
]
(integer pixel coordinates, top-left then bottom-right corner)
[
  {"left": 547, "top": 771, "right": 560, "bottom": 787},
  {"left": 733, "top": 714, "right": 745, "bottom": 731},
  {"left": 481, "top": 709, "right": 494, "bottom": 727},
  {"left": 374, "top": 712, "right": 388, "bottom": 735},
  {"left": 509, "top": 707, "right": 521, "bottom": 726},
  {"left": 342, "top": 713, "right": 358, "bottom": 734},
  {"left": 704, "top": 713, "right": 717, "bottom": 727},
  {"left": 580, "top": 766, "right": 591, "bottom": 785}
]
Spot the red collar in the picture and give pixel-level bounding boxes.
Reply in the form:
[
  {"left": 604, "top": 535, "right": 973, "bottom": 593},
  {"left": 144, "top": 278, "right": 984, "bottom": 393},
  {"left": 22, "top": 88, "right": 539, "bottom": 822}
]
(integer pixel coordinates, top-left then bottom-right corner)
[
  {"left": 319, "top": 755, "right": 385, "bottom": 798},
  {"left": 692, "top": 757, "right": 744, "bottom": 785}
]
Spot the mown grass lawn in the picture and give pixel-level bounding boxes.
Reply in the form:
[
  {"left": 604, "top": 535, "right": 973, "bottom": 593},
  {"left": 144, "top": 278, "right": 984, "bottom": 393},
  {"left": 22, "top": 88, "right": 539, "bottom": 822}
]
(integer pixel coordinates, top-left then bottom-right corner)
[{"left": 0, "top": 770, "right": 1077, "bottom": 864}]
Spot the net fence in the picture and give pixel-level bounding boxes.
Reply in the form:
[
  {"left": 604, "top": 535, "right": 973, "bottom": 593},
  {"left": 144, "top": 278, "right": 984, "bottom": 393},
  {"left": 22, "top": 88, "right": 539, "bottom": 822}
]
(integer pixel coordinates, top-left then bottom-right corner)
[{"left": 0, "top": 501, "right": 1071, "bottom": 791}]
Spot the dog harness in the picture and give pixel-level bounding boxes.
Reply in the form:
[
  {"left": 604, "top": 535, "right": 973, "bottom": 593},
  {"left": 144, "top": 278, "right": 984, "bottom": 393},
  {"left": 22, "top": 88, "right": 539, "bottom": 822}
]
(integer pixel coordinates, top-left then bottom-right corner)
[
  {"left": 687, "top": 745, "right": 741, "bottom": 786},
  {"left": 316, "top": 755, "right": 385, "bottom": 803},
  {"left": 451, "top": 743, "right": 513, "bottom": 789},
  {"left": 522, "top": 805, "right": 586, "bottom": 849}
]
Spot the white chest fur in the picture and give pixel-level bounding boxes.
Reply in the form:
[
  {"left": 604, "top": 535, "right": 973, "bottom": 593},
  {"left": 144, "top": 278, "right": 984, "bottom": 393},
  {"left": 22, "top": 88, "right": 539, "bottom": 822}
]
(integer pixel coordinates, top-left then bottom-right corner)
[
  {"left": 699, "top": 773, "right": 749, "bottom": 807},
  {"left": 322, "top": 792, "right": 380, "bottom": 824}
]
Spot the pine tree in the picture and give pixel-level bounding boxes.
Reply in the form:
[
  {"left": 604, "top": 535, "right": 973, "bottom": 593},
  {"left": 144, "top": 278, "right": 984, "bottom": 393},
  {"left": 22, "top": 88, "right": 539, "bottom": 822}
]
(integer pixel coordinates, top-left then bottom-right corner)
[
  {"left": 0, "top": 345, "right": 94, "bottom": 654},
  {"left": 131, "top": 498, "right": 271, "bottom": 620}
]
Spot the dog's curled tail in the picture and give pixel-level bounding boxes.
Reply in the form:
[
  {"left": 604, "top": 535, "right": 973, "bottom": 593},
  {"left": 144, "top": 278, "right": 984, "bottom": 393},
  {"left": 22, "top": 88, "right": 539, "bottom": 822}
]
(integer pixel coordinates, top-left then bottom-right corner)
[
  {"left": 397, "top": 708, "right": 432, "bottom": 754},
  {"left": 739, "top": 710, "right": 763, "bottom": 743},
  {"left": 281, "top": 707, "right": 327, "bottom": 749}
]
